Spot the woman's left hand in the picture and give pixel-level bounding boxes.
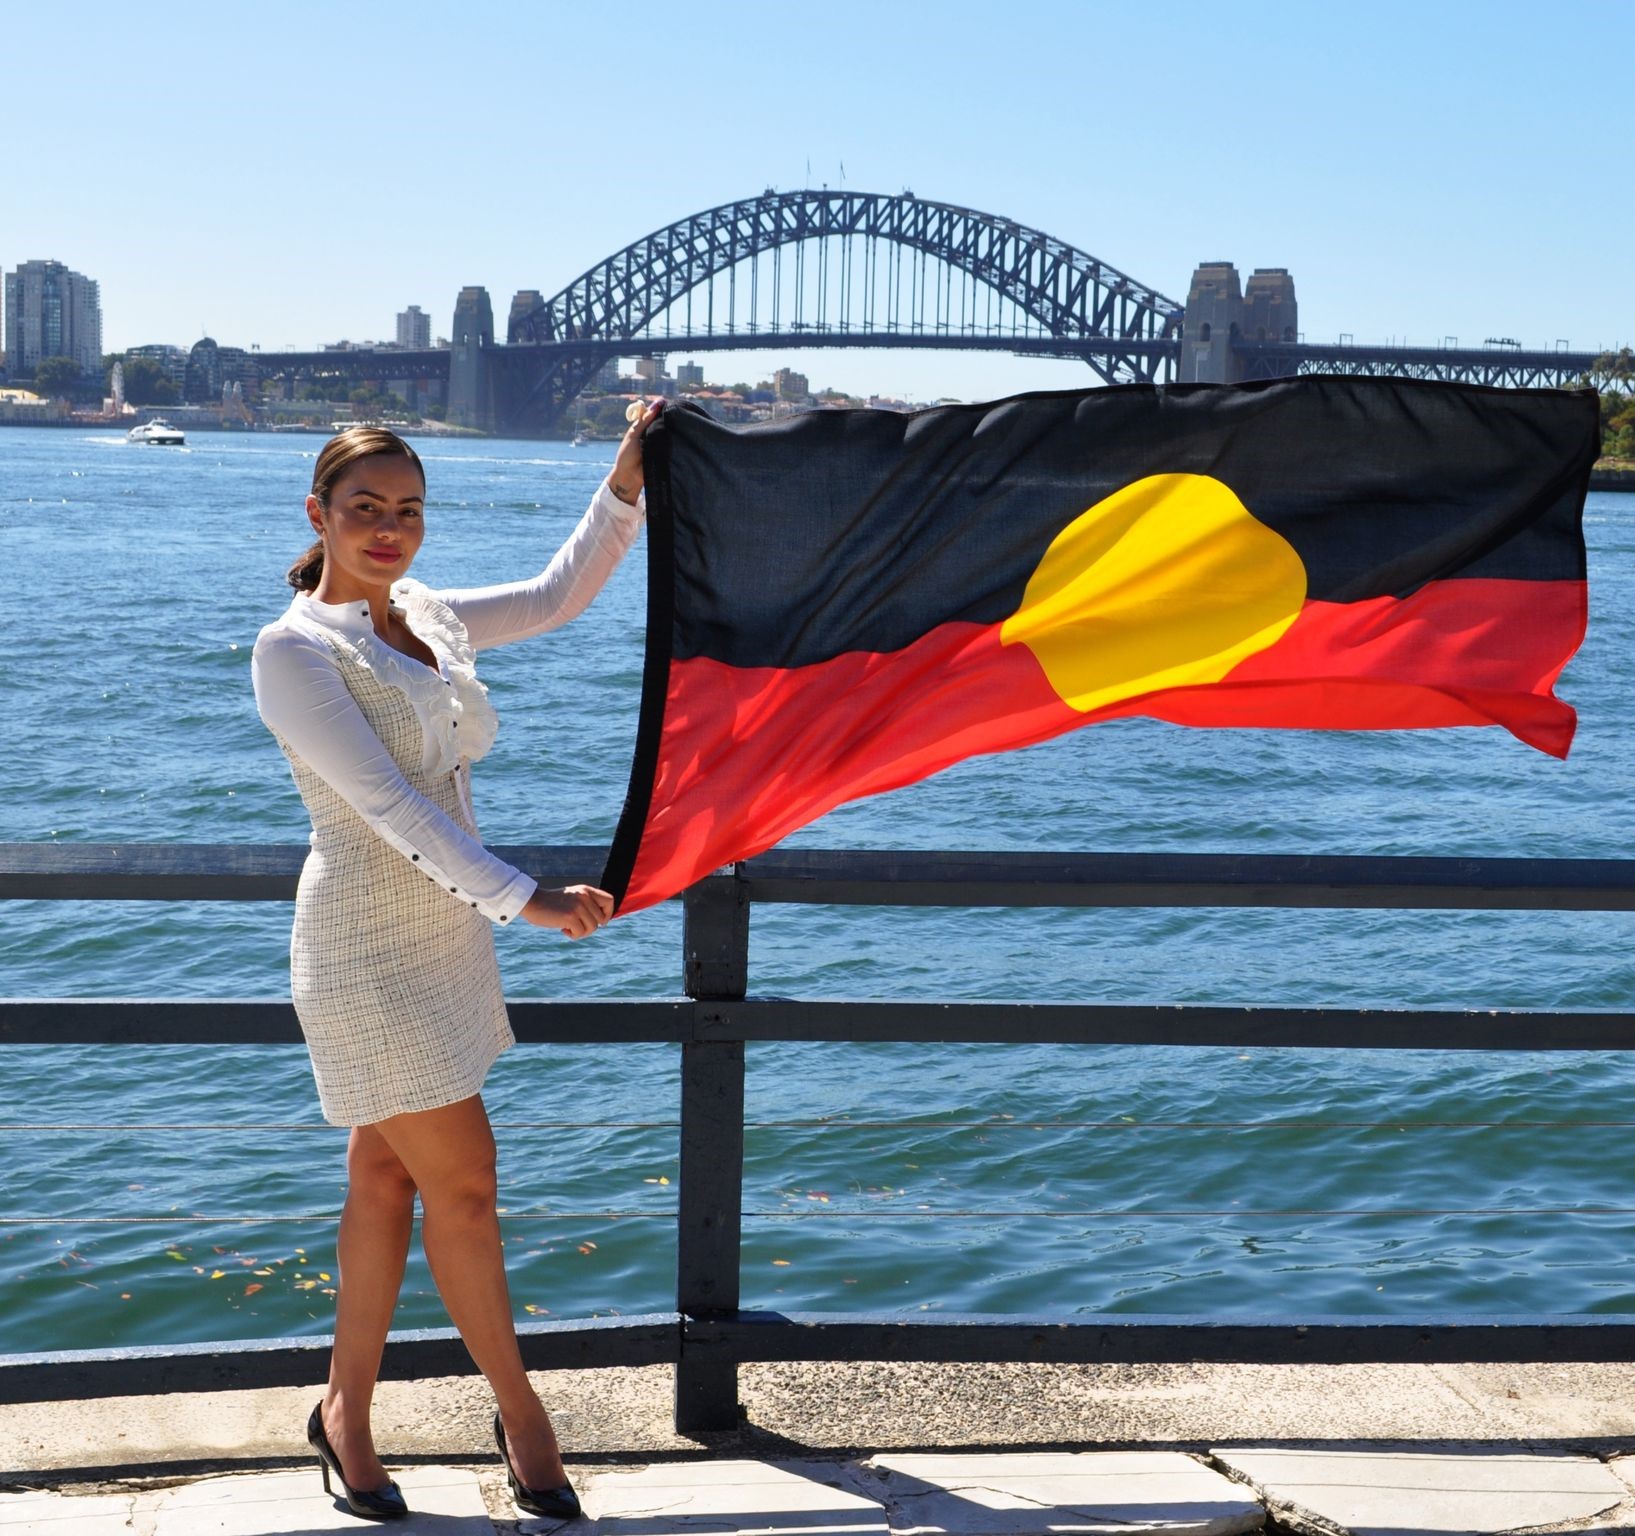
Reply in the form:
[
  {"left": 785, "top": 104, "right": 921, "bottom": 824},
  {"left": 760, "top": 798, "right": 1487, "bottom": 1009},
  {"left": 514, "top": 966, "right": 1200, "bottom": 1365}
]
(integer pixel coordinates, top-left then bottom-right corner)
[{"left": 609, "top": 398, "right": 662, "bottom": 506}]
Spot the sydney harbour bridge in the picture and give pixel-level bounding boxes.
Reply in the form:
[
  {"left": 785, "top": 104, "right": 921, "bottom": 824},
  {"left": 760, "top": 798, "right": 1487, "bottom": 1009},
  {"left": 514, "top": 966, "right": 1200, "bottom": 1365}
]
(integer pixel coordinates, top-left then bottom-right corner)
[{"left": 245, "top": 189, "right": 1620, "bottom": 437}]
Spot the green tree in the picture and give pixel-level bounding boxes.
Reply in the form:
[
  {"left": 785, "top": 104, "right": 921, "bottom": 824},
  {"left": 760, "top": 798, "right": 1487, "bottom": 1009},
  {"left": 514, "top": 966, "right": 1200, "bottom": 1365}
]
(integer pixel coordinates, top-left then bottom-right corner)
[
  {"left": 33, "top": 356, "right": 82, "bottom": 397},
  {"left": 117, "top": 356, "right": 179, "bottom": 406},
  {"left": 1592, "top": 347, "right": 1634, "bottom": 383},
  {"left": 1576, "top": 352, "right": 1635, "bottom": 464}
]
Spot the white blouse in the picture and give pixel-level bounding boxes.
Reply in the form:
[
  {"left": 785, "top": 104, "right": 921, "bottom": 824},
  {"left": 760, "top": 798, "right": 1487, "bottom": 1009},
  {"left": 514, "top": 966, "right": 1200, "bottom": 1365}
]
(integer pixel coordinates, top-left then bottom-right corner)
[{"left": 251, "top": 477, "right": 644, "bottom": 926}]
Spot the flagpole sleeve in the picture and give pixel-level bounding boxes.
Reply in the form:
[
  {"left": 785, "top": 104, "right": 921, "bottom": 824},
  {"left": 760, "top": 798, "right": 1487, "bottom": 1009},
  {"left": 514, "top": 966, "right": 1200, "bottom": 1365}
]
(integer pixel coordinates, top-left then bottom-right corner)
[
  {"left": 433, "top": 479, "right": 645, "bottom": 650},
  {"left": 251, "top": 630, "right": 538, "bottom": 927}
]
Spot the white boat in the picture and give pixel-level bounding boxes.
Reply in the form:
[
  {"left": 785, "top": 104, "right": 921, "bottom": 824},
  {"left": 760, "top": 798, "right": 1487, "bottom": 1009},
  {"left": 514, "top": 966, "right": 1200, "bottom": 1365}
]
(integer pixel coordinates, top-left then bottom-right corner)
[
  {"left": 571, "top": 433, "right": 588, "bottom": 447},
  {"left": 128, "top": 419, "right": 185, "bottom": 445}
]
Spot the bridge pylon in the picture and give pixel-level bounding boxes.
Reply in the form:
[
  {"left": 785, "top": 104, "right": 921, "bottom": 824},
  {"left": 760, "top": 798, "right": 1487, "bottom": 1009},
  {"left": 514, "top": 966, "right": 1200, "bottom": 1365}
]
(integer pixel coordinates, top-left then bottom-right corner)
[
  {"left": 1180, "top": 263, "right": 1298, "bottom": 384},
  {"left": 447, "top": 286, "right": 497, "bottom": 432}
]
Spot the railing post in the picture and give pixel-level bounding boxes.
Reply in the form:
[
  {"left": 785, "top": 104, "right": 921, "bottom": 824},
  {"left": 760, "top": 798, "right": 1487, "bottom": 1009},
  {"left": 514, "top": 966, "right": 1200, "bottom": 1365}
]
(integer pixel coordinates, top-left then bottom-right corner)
[{"left": 674, "top": 866, "right": 749, "bottom": 1433}]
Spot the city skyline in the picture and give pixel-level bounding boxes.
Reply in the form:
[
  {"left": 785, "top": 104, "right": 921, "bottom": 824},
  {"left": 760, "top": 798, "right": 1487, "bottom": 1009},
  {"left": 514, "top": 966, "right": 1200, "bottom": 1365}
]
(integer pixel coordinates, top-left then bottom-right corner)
[{"left": 3, "top": 0, "right": 1628, "bottom": 405}]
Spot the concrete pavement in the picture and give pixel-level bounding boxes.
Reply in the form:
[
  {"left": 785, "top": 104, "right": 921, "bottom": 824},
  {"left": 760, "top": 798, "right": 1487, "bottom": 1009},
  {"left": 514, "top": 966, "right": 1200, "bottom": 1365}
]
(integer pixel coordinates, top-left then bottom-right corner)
[{"left": 8, "top": 1360, "right": 1635, "bottom": 1533}]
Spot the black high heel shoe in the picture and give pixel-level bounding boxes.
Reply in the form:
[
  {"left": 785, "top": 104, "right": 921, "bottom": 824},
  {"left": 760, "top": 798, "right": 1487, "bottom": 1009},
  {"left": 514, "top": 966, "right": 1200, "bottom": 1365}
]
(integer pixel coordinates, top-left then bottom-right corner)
[
  {"left": 494, "top": 1410, "right": 581, "bottom": 1520},
  {"left": 307, "top": 1401, "right": 409, "bottom": 1522}
]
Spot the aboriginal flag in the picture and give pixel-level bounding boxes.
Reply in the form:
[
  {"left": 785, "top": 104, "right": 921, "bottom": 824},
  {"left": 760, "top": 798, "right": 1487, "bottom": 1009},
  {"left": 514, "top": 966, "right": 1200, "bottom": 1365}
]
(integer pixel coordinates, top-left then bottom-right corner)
[{"left": 603, "top": 375, "right": 1598, "bottom": 915}]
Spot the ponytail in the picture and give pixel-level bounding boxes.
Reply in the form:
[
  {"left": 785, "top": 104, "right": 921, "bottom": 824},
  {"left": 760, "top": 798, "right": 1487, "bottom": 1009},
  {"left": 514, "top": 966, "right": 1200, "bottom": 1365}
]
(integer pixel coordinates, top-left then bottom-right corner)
[{"left": 286, "top": 539, "right": 325, "bottom": 591}]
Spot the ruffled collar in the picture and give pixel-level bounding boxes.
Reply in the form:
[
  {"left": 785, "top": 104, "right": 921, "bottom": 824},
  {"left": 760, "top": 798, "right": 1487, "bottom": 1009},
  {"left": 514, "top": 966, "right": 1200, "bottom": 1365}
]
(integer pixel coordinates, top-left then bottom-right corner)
[{"left": 288, "top": 580, "right": 500, "bottom": 773}]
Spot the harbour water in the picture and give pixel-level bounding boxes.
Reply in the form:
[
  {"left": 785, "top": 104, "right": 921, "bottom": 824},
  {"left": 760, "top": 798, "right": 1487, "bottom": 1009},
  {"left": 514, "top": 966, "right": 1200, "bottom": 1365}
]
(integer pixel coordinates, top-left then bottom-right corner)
[{"left": 2, "top": 424, "right": 1633, "bottom": 1357}]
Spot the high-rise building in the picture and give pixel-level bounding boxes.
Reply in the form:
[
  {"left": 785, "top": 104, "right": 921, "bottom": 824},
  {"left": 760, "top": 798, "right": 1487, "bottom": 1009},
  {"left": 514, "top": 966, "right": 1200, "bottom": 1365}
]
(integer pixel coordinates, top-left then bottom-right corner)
[
  {"left": 773, "top": 367, "right": 809, "bottom": 401},
  {"left": 396, "top": 305, "right": 431, "bottom": 349},
  {"left": 3, "top": 260, "right": 102, "bottom": 377},
  {"left": 676, "top": 361, "right": 705, "bottom": 388}
]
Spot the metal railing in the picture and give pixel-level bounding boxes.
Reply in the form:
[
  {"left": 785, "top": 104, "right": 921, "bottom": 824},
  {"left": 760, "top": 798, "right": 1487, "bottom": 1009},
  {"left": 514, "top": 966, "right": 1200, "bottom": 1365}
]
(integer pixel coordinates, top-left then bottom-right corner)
[{"left": 4, "top": 842, "right": 1635, "bottom": 1431}]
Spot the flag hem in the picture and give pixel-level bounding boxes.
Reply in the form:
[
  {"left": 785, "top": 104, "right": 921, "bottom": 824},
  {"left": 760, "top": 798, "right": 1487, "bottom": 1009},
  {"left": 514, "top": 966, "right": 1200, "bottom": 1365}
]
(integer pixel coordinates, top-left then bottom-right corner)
[{"left": 601, "top": 409, "right": 679, "bottom": 912}]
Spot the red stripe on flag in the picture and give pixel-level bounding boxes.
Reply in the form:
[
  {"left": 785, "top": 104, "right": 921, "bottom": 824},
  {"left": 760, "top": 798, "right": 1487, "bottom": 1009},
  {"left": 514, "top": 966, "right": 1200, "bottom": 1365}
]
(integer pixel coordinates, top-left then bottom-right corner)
[
  {"left": 1223, "top": 578, "right": 1585, "bottom": 698},
  {"left": 618, "top": 578, "right": 1584, "bottom": 912},
  {"left": 620, "top": 622, "right": 1059, "bottom": 911}
]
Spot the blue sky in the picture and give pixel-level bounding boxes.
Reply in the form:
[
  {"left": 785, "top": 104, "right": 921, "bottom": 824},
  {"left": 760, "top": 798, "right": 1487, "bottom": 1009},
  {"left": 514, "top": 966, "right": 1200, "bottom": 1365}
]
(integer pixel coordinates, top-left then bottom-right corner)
[{"left": 8, "top": 0, "right": 1628, "bottom": 402}]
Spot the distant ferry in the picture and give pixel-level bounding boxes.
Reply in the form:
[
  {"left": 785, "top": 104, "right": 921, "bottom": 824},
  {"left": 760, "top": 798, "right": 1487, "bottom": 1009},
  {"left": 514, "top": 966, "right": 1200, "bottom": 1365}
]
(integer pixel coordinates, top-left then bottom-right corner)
[{"left": 128, "top": 419, "right": 185, "bottom": 446}]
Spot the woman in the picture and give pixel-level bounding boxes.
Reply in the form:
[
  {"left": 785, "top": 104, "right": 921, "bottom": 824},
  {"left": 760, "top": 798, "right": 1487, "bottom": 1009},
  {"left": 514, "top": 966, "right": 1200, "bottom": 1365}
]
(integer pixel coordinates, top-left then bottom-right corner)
[{"left": 250, "top": 405, "right": 657, "bottom": 1522}]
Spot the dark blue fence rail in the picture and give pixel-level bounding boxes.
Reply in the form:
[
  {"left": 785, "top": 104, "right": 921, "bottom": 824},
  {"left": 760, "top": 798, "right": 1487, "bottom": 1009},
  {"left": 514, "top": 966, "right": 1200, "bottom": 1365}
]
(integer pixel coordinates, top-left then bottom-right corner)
[{"left": 4, "top": 842, "right": 1634, "bottom": 1431}]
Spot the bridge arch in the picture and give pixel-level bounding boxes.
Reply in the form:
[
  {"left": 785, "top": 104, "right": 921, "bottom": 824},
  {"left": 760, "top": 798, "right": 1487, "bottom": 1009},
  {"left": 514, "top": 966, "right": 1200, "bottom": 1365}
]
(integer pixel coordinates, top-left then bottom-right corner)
[{"left": 495, "top": 189, "right": 1184, "bottom": 432}]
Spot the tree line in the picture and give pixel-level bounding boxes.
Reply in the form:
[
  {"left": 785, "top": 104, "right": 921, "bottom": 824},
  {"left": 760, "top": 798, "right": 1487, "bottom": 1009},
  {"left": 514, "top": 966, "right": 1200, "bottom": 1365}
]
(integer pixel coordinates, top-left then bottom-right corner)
[{"left": 1589, "top": 349, "right": 1634, "bottom": 465}]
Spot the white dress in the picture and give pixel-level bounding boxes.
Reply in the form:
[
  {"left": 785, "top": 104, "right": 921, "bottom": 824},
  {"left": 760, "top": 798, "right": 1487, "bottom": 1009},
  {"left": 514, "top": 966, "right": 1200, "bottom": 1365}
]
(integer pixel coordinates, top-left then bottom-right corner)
[{"left": 251, "top": 478, "right": 643, "bottom": 1126}]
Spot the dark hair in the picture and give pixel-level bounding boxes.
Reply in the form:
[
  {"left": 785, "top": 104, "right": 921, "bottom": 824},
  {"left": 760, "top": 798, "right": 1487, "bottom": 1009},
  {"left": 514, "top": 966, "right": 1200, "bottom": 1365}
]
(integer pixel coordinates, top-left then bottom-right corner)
[{"left": 285, "top": 427, "right": 427, "bottom": 591}]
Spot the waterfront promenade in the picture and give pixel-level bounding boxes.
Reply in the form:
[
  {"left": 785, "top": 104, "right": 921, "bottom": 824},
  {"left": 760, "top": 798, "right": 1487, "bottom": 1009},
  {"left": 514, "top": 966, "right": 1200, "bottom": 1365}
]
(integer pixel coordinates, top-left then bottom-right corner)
[{"left": 10, "top": 1359, "right": 1635, "bottom": 1533}]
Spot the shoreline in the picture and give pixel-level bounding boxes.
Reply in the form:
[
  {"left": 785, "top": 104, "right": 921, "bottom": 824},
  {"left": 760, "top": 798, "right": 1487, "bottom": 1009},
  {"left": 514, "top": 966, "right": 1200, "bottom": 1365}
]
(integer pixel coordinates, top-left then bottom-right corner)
[
  {"left": 0, "top": 418, "right": 491, "bottom": 439},
  {"left": 2, "top": 416, "right": 1633, "bottom": 482},
  {"left": 3, "top": 415, "right": 1634, "bottom": 477}
]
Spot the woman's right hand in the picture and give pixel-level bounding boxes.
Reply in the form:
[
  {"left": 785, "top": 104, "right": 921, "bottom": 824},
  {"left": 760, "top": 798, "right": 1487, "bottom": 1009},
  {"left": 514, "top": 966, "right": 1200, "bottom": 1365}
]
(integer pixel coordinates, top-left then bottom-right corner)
[
  {"left": 609, "top": 398, "right": 661, "bottom": 505},
  {"left": 521, "top": 884, "right": 615, "bottom": 938}
]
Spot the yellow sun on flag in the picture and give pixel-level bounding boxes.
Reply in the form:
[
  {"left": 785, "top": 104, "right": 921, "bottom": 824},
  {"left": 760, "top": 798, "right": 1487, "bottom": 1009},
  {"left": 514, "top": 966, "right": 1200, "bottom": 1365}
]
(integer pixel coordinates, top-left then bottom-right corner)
[{"left": 1000, "top": 473, "right": 1308, "bottom": 713}]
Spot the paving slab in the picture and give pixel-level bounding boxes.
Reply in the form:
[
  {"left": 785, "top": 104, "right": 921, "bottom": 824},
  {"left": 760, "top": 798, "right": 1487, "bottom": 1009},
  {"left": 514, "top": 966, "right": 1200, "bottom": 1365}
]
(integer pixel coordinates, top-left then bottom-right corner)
[
  {"left": 866, "top": 1451, "right": 1263, "bottom": 1534},
  {"left": 0, "top": 1489, "right": 139, "bottom": 1533},
  {"left": 1211, "top": 1447, "right": 1627, "bottom": 1535},
  {"left": 582, "top": 1458, "right": 891, "bottom": 1536},
  {"left": 149, "top": 1465, "right": 493, "bottom": 1534}
]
